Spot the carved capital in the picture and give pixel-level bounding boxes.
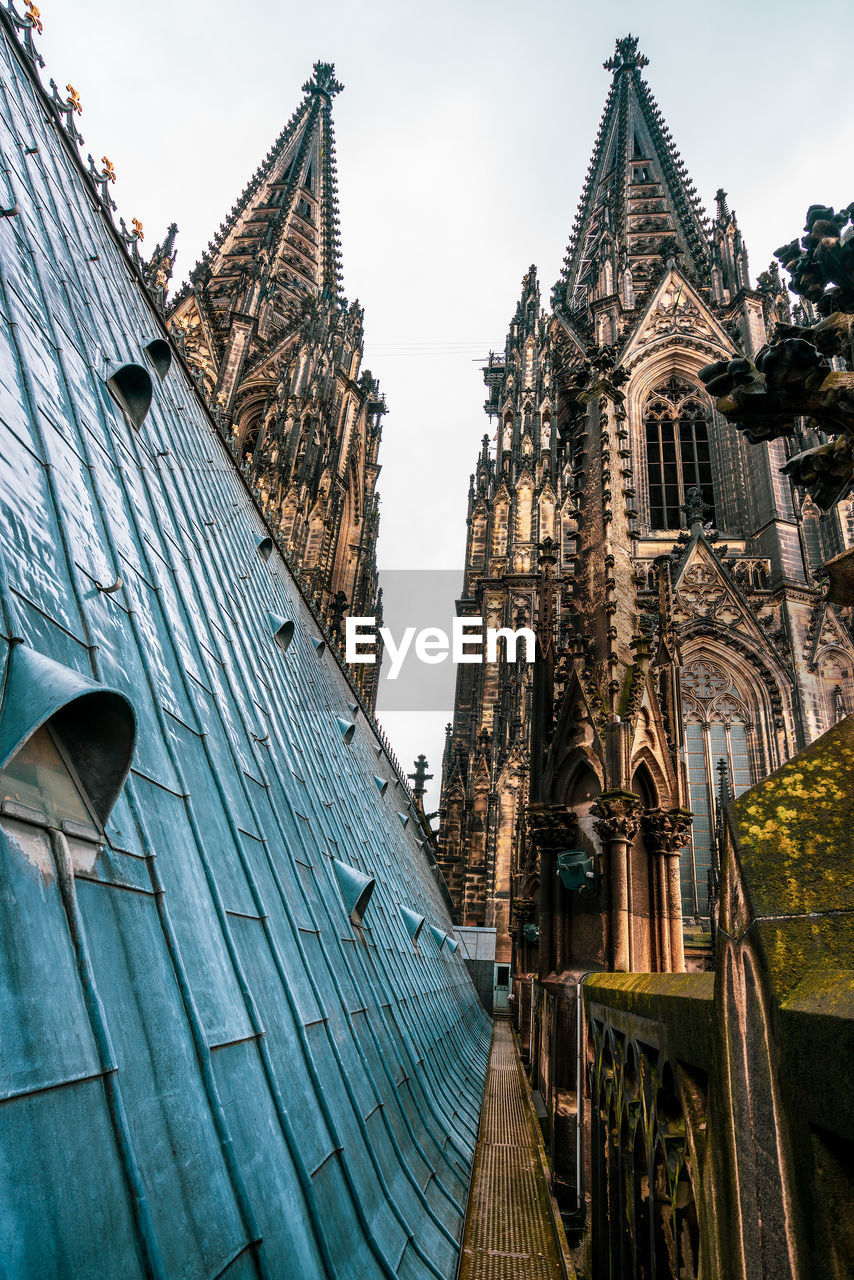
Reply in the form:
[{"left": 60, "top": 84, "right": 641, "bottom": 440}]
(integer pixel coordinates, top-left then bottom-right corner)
[
  {"left": 592, "top": 791, "right": 644, "bottom": 843},
  {"left": 526, "top": 803, "right": 578, "bottom": 855},
  {"left": 642, "top": 807, "right": 693, "bottom": 855},
  {"left": 510, "top": 896, "right": 536, "bottom": 928}
]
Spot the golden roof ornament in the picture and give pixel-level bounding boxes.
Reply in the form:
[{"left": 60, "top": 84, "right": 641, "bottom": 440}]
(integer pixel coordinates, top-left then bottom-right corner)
[{"left": 25, "top": 1, "right": 42, "bottom": 33}]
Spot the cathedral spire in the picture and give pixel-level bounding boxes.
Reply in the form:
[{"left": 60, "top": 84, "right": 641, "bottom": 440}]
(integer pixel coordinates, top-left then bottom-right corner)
[
  {"left": 553, "top": 35, "right": 710, "bottom": 321},
  {"left": 171, "top": 60, "right": 346, "bottom": 409}
]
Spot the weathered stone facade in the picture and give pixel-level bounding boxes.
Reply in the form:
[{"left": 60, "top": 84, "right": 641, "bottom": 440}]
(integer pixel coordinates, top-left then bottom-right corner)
[
  {"left": 438, "top": 36, "right": 854, "bottom": 971},
  {"left": 169, "top": 64, "right": 386, "bottom": 704},
  {"left": 581, "top": 714, "right": 854, "bottom": 1280}
]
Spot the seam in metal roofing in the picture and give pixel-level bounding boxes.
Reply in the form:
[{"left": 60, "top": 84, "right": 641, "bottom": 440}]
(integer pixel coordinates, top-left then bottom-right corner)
[{"left": 0, "top": 12, "right": 490, "bottom": 1278}]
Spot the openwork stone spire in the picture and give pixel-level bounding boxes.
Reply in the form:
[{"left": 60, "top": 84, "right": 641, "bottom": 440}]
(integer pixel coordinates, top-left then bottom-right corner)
[
  {"left": 554, "top": 34, "right": 710, "bottom": 318},
  {"left": 170, "top": 59, "right": 347, "bottom": 408}
]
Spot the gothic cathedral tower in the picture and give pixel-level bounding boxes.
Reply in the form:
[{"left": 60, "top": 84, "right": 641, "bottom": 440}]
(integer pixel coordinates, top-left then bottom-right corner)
[
  {"left": 439, "top": 36, "right": 854, "bottom": 975},
  {"left": 169, "top": 63, "right": 386, "bottom": 704}
]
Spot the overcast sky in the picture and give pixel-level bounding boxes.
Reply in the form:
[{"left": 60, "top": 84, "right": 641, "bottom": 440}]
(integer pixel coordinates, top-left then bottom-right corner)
[{"left": 33, "top": 0, "right": 854, "bottom": 815}]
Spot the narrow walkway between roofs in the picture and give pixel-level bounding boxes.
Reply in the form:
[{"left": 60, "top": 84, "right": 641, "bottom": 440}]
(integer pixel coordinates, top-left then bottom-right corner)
[{"left": 457, "top": 1017, "right": 571, "bottom": 1280}]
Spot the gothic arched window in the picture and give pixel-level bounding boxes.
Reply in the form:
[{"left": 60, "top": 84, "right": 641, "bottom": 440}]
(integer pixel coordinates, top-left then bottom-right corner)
[
  {"left": 644, "top": 378, "right": 716, "bottom": 530},
  {"left": 681, "top": 658, "right": 756, "bottom": 920}
]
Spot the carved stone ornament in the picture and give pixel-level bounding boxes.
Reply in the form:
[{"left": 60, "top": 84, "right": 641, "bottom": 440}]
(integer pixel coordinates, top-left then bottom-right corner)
[
  {"left": 591, "top": 791, "right": 644, "bottom": 842},
  {"left": 641, "top": 807, "right": 692, "bottom": 855},
  {"left": 525, "top": 803, "right": 578, "bottom": 854}
]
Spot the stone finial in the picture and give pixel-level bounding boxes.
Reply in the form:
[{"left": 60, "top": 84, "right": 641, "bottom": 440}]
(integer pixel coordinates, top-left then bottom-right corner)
[
  {"left": 603, "top": 34, "right": 649, "bottom": 75},
  {"left": 537, "top": 536, "right": 558, "bottom": 570},
  {"left": 302, "top": 61, "right": 344, "bottom": 100},
  {"left": 682, "top": 486, "right": 709, "bottom": 529},
  {"left": 716, "top": 756, "right": 733, "bottom": 806},
  {"left": 408, "top": 754, "right": 433, "bottom": 806}
]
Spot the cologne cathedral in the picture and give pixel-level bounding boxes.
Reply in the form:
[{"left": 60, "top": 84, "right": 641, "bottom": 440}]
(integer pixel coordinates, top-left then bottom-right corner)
[
  {"left": 2, "top": 3, "right": 854, "bottom": 1276},
  {"left": 438, "top": 35, "right": 854, "bottom": 970},
  {"left": 169, "top": 63, "right": 386, "bottom": 704}
]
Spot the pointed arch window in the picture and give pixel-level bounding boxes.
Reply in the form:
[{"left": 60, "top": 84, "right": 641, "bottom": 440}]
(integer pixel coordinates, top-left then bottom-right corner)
[
  {"left": 644, "top": 378, "right": 716, "bottom": 530},
  {"left": 681, "top": 658, "right": 756, "bottom": 920}
]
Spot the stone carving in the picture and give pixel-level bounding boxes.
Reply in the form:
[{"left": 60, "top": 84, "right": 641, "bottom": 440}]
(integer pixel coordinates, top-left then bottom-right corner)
[
  {"left": 526, "top": 803, "right": 579, "bottom": 856},
  {"left": 681, "top": 658, "right": 750, "bottom": 725},
  {"left": 592, "top": 791, "right": 644, "bottom": 843},
  {"left": 641, "top": 807, "right": 692, "bottom": 855},
  {"left": 701, "top": 204, "right": 854, "bottom": 511},
  {"left": 675, "top": 564, "right": 728, "bottom": 620}
]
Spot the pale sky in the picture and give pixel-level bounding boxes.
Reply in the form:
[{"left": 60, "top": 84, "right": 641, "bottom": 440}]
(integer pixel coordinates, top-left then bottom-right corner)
[{"left": 33, "top": 0, "right": 854, "bottom": 815}]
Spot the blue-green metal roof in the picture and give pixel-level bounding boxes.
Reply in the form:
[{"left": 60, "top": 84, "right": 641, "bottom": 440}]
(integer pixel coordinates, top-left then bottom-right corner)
[{"left": 0, "top": 12, "right": 490, "bottom": 1278}]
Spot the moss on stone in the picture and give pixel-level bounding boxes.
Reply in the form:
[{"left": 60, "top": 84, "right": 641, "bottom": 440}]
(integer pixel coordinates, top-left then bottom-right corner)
[
  {"left": 755, "top": 917, "right": 854, "bottom": 1002},
  {"left": 779, "top": 971, "right": 854, "bottom": 1141},
  {"left": 583, "top": 972, "right": 715, "bottom": 1066},
  {"left": 729, "top": 716, "right": 854, "bottom": 921}
]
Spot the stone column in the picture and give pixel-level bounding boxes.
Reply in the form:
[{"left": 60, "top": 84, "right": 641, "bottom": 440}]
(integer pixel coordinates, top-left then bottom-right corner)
[
  {"left": 593, "top": 792, "right": 643, "bottom": 972},
  {"left": 642, "top": 808, "right": 693, "bottom": 973},
  {"left": 526, "top": 804, "right": 578, "bottom": 979}
]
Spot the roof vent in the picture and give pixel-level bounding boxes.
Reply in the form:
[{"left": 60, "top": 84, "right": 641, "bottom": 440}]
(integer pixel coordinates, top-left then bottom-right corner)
[
  {"left": 400, "top": 907, "right": 424, "bottom": 945},
  {"left": 312, "top": 637, "right": 326, "bottom": 657},
  {"left": 105, "top": 362, "right": 153, "bottom": 430},
  {"left": 256, "top": 536, "right": 274, "bottom": 562},
  {"left": 331, "top": 858, "right": 375, "bottom": 926},
  {"left": 0, "top": 645, "right": 135, "bottom": 828},
  {"left": 397, "top": 811, "right": 409, "bottom": 828},
  {"left": 446, "top": 937, "right": 459, "bottom": 954},
  {"left": 373, "top": 774, "right": 388, "bottom": 796},
  {"left": 428, "top": 925, "right": 446, "bottom": 950},
  {"left": 143, "top": 338, "right": 172, "bottom": 381},
  {"left": 267, "top": 613, "right": 295, "bottom": 654},
  {"left": 336, "top": 718, "right": 355, "bottom": 745}
]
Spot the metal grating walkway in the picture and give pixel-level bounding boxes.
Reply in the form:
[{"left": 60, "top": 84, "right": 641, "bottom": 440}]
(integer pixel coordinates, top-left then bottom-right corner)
[{"left": 458, "top": 1019, "right": 567, "bottom": 1280}]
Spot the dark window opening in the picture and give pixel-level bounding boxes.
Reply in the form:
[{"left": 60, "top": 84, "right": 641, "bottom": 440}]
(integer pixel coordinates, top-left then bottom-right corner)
[
  {"left": 644, "top": 378, "right": 717, "bottom": 529},
  {"left": 496, "top": 965, "right": 510, "bottom": 986}
]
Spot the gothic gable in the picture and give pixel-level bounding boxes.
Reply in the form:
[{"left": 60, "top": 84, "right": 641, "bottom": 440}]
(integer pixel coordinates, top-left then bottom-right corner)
[
  {"left": 672, "top": 535, "right": 775, "bottom": 653},
  {"left": 806, "top": 599, "right": 854, "bottom": 672},
  {"left": 619, "top": 267, "right": 734, "bottom": 369}
]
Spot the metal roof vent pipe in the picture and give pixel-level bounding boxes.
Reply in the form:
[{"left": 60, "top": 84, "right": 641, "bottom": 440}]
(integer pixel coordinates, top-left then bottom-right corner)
[
  {"left": 105, "top": 362, "right": 153, "bottom": 430},
  {"left": 428, "top": 925, "right": 446, "bottom": 950},
  {"left": 311, "top": 636, "right": 326, "bottom": 657},
  {"left": 373, "top": 774, "right": 388, "bottom": 796},
  {"left": 143, "top": 338, "right": 172, "bottom": 381},
  {"left": 256, "top": 536, "right": 274, "bottom": 562},
  {"left": 400, "top": 907, "right": 424, "bottom": 945},
  {"left": 0, "top": 644, "right": 136, "bottom": 829},
  {"left": 397, "top": 811, "right": 409, "bottom": 828},
  {"left": 445, "top": 937, "right": 459, "bottom": 954},
  {"left": 331, "top": 858, "right": 375, "bottom": 927},
  {"left": 267, "top": 613, "right": 295, "bottom": 654},
  {"left": 336, "top": 718, "right": 356, "bottom": 745}
]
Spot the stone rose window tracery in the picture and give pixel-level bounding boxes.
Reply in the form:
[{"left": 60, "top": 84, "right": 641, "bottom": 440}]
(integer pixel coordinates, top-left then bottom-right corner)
[
  {"left": 681, "top": 658, "right": 754, "bottom": 919},
  {"left": 644, "top": 377, "right": 717, "bottom": 530}
]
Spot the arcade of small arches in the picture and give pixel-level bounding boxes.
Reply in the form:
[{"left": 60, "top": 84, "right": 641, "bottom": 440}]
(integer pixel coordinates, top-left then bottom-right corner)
[{"left": 589, "top": 1014, "right": 702, "bottom": 1280}]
